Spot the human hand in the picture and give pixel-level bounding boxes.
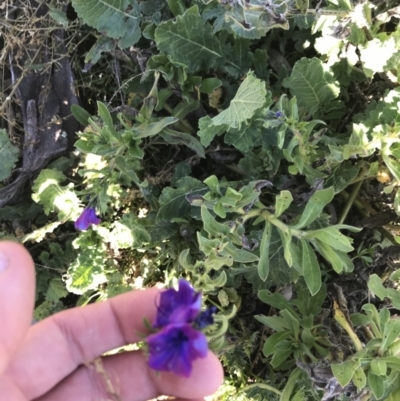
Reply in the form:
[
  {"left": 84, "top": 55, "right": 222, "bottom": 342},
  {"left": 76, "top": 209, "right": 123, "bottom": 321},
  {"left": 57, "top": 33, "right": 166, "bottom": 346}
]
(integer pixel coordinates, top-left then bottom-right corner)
[{"left": 0, "top": 241, "right": 223, "bottom": 400}]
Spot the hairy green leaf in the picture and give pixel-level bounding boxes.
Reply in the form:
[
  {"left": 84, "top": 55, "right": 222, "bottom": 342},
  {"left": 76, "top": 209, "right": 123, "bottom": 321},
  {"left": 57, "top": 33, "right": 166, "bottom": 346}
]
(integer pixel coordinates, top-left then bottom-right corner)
[
  {"left": 283, "top": 58, "right": 340, "bottom": 115},
  {"left": 157, "top": 177, "right": 207, "bottom": 222},
  {"left": 155, "top": 6, "right": 225, "bottom": 73},
  {"left": 301, "top": 239, "right": 321, "bottom": 296},
  {"left": 71, "top": 0, "right": 141, "bottom": 48},
  {"left": 212, "top": 72, "right": 267, "bottom": 130},
  {"left": 258, "top": 221, "right": 272, "bottom": 281},
  {"left": 292, "top": 187, "right": 335, "bottom": 229}
]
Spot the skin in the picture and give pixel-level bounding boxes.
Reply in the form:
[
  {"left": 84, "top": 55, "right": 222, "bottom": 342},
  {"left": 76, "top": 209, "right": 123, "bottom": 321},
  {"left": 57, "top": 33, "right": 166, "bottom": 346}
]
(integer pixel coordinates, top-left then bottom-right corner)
[{"left": 0, "top": 241, "right": 223, "bottom": 401}]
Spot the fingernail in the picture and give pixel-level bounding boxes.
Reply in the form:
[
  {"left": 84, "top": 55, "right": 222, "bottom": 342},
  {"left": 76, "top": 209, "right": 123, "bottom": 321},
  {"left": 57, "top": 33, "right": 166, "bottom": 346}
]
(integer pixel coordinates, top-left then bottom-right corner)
[{"left": 0, "top": 252, "right": 9, "bottom": 273}]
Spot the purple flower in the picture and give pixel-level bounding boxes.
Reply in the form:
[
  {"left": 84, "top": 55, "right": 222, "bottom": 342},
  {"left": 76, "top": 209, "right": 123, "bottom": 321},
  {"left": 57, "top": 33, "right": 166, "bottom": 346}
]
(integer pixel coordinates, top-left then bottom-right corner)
[
  {"left": 147, "top": 323, "right": 208, "bottom": 377},
  {"left": 195, "top": 306, "right": 217, "bottom": 329},
  {"left": 275, "top": 111, "right": 283, "bottom": 118},
  {"left": 74, "top": 207, "right": 101, "bottom": 231},
  {"left": 154, "top": 279, "right": 202, "bottom": 328}
]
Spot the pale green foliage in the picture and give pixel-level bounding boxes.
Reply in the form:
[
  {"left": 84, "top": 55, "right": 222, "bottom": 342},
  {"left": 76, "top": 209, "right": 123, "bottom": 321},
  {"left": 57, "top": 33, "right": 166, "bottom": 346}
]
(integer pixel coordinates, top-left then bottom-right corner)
[
  {"left": 0, "top": 129, "right": 19, "bottom": 181},
  {"left": 283, "top": 58, "right": 340, "bottom": 115},
  {"left": 155, "top": 6, "right": 225, "bottom": 73},
  {"left": 31, "top": 169, "right": 80, "bottom": 221},
  {"left": 71, "top": 0, "right": 141, "bottom": 48},
  {"left": 198, "top": 72, "right": 269, "bottom": 151}
]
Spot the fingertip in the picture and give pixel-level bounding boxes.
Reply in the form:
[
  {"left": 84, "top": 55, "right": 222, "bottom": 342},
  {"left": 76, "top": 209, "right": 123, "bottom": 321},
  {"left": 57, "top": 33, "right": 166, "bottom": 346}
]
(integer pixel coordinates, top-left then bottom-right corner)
[
  {"left": 152, "top": 350, "right": 224, "bottom": 399},
  {"left": 0, "top": 241, "right": 36, "bottom": 373}
]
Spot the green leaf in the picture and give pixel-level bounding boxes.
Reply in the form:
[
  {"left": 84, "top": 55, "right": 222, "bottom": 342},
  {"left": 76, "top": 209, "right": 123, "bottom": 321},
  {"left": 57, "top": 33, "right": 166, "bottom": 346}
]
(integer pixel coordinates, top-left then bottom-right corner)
[
  {"left": 271, "top": 348, "right": 293, "bottom": 368},
  {"left": 292, "top": 187, "right": 335, "bottom": 229},
  {"left": 331, "top": 359, "right": 360, "bottom": 387},
  {"left": 222, "top": 242, "right": 259, "bottom": 263},
  {"left": 258, "top": 289, "right": 298, "bottom": 317},
  {"left": 136, "top": 116, "right": 178, "bottom": 138},
  {"left": 352, "top": 367, "right": 367, "bottom": 390},
  {"left": 258, "top": 221, "right": 272, "bottom": 281},
  {"left": 280, "top": 309, "right": 300, "bottom": 340},
  {"left": 0, "top": 129, "right": 19, "bottom": 181},
  {"left": 280, "top": 368, "right": 303, "bottom": 401},
  {"left": 212, "top": 72, "right": 267, "bottom": 130},
  {"left": 201, "top": 205, "right": 230, "bottom": 238},
  {"left": 301, "top": 239, "right": 321, "bottom": 296},
  {"left": 380, "top": 319, "right": 400, "bottom": 354},
  {"left": 368, "top": 274, "right": 389, "bottom": 300},
  {"left": 66, "top": 235, "right": 108, "bottom": 295},
  {"left": 197, "top": 116, "right": 227, "bottom": 147},
  {"left": 111, "top": 214, "right": 151, "bottom": 248},
  {"left": 31, "top": 169, "right": 80, "bottom": 221},
  {"left": 274, "top": 190, "right": 293, "bottom": 218},
  {"left": 370, "top": 359, "right": 387, "bottom": 376},
  {"left": 368, "top": 370, "right": 385, "bottom": 400},
  {"left": 71, "top": 0, "right": 141, "bottom": 48},
  {"left": 160, "top": 129, "right": 205, "bottom": 158},
  {"left": 306, "top": 227, "right": 354, "bottom": 252},
  {"left": 262, "top": 331, "right": 291, "bottom": 356},
  {"left": 157, "top": 177, "right": 207, "bottom": 222},
  {"left": 155, "top": 6, "right": 225, "bottom": 74},
  {"left": 71, "top": 104, "right": 91, "bottom": 126},
  {"left": 46, "top": 278, "right": 68, "bottom": 303},
  {"left": 84, "top": 37, "right": 116, "bottom": 67},
  {"left": 282, "top": 58, "right": 340, "bottom": 115},
  {"left": 254, "top": 315, "right": 288, "bottom": 332},
  {"left": 313, "top": 240, "right": 345, "bottom": 273}
]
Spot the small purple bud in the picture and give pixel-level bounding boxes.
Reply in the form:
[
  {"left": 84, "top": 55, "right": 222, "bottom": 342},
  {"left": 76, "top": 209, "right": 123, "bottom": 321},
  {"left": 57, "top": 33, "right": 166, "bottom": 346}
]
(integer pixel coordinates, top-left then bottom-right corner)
[{"left": 275, "top": 111, "right": 283, "bottom": 118}]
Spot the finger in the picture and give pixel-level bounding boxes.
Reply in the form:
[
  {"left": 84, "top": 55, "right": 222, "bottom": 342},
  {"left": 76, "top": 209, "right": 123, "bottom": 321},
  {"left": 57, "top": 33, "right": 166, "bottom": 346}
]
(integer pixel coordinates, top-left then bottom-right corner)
[
  {"left": 35, "top": 350, "right": 223, "bottom": 401},
  {"left": 0, "top": 241, "right": 35, "bottom": 375},
  {"left": 7, "top": 287, "right": 160, "bottom": 399}
]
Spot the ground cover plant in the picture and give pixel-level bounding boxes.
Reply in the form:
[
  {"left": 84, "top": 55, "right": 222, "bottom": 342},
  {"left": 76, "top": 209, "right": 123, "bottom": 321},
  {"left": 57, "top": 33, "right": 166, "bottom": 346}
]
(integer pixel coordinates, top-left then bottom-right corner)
[{"left": 1, "top": 0, "right": 400, "bottom": 399}]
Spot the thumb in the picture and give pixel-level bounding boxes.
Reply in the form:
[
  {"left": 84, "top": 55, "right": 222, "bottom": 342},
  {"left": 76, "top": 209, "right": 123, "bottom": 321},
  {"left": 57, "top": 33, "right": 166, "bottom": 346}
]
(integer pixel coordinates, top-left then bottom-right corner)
[{"left": 0, "top": 241, "right": 35, "bottom": 374}]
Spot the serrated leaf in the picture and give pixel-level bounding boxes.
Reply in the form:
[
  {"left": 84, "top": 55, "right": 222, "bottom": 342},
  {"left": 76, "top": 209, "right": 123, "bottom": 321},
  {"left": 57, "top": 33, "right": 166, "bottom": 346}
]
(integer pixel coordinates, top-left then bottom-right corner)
[
  {"left": 71, "top": 0, "right": 141, "bottom": 48},
  {"left": 157, "top": 177, "right": 207, "bottom": 221},
  {"left": 0, "top": 129, "right": 19, "bottom": 181},
  {"left": 197, "top": 116, "right": 227, "bottom": 147},
  {"left": 212, "top": 72, "right": 267, "bottom": 130},
  {"left": 155, "top": 6, "right": 225, "bottom": 73},
  {"left": 31, "top": 169, "right": 80, "bottom": 221},
  {"left": 301, "top": 239, "right": 321, "bottom": 296},
  {"left": 292, "top": 187, "right": 335, "bottom": 229},
  {"left": 46, "top": 278, "right": 68, "bottom": 302},
  {"left": 224, "top": 121, "right": 263, "bottom": 152},
  {"left": 283, "top": 58, "right": 340, "bottom": 115},
  {"left": 360, "top": 37, "right": 396, "bottom": 74}
]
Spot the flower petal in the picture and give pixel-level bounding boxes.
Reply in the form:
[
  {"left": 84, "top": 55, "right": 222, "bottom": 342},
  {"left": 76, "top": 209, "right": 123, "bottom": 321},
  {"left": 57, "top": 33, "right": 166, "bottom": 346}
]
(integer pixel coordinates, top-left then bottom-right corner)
[
  {"left": 75, "top": 207, "right": 101, "bottom": 231},
  {"left": 147, "top": 324, "right": 208, "bottom": 377},
  {"left": 154, "top": 279, "right": 202, "bottom": 328}
]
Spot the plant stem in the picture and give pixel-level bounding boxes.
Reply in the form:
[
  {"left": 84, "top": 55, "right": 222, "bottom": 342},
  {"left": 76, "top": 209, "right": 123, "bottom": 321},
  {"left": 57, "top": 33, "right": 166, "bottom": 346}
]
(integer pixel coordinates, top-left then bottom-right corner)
[{"left": 338, "top": 180, "right": 363, "bottom": 224}]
